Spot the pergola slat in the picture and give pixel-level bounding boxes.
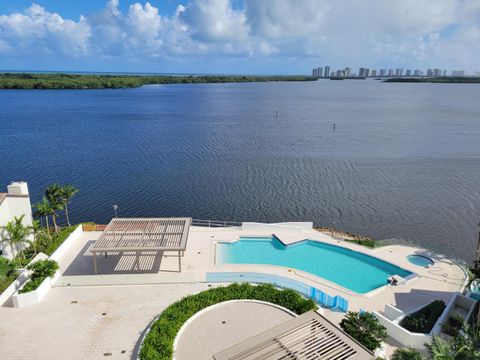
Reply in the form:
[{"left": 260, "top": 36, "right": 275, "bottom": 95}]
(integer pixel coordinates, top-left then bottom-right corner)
[
  {"left": 214, "top": 312, "right": 372, "bottom": 360},
  {"left": 91, "top": 218, "right": 191, "bottom": 274},
  {"left": 92, "top": 217, "right": 191, "bottom": 252}
]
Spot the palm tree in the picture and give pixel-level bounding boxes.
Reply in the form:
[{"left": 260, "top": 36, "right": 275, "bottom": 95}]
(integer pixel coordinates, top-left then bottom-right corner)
[
  {"left": 1, "top": 215, "right": 31, "bottom": 266},
  {"left": 29, "top": 219, "right": 43, "bottom": 255},
  {"left": 34, "top": 196, "right": 53, "bottom": 233},
  {"left": 58, "top": 185, "right": 78, "bottom": 227},
  {"left": 428, "top": 336, "right": 452, "bottom": 359},
  {"left": 45, "top": 184, "right": 63, "bottom": 233}
]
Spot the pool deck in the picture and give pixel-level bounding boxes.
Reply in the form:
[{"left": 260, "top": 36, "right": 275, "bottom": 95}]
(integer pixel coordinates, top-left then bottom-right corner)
[
  {"left": 0, "top": 224, "right": 468, "bottom": 359},
  {"left": 55, "top": 226, "right": 467, "bottom": 320}
]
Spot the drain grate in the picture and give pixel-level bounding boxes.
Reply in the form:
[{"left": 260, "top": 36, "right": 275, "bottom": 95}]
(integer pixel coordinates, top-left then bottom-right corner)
[
  {"left": 70, "top": 300, "right": 78, "bottom": 304},
  {"left": 103, "top": 352, "right": 112, "bottom": 357}
]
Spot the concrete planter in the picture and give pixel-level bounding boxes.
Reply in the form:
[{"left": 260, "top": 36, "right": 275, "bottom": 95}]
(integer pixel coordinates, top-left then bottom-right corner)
[{"left": 12, "top": 270, "right": 60, "bottom": 308}]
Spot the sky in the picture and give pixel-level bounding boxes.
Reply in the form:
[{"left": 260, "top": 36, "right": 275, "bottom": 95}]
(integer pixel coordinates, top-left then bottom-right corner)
[{"left": 0, "top": 0, "right": 479, "bottom": 75}]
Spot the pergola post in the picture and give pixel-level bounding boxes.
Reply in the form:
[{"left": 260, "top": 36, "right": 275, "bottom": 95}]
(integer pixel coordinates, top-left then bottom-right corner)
[
  {"left": 90, "top": 218, "right": 191, "bottom": 274},
  {"left": 93, "top": 251, "right": 98, "bottom": 274},
  {"left": 178, "top": 250, "right": 182, "bottom": 272}
]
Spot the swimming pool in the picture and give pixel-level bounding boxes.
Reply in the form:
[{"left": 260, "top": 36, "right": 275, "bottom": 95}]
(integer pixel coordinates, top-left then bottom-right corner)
[
  {"left": 407, "top": 254, "right": 434, "bottom": 268},
  {"left": 217, "top": 237, "right": 413, "bottom": 294}
]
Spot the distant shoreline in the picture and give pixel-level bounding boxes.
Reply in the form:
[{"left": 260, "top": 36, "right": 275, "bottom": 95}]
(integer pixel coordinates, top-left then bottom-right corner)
[
  {"left": 0, "top": 73, "right": 317, "bottom": 90},
  {"left": 383, "top": 77, "right": 480, "bottom": 83}
]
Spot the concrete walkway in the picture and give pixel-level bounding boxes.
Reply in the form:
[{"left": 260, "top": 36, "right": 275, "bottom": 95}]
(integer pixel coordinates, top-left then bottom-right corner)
[{"left": 0, "top": 283, "right": 214, "bottom": 360}]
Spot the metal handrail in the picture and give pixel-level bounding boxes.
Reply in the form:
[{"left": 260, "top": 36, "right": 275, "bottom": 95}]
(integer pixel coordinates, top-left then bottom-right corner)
[{"left": 191, "top": 219, "right": 242, "bottom": 228}]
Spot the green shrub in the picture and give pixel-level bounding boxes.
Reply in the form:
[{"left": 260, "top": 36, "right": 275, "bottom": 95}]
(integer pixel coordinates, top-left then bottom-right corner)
[
  {"left": 0, "top": 257, "right": 17, "bottom": 278},
  {"left": 391, "top": 348, "right": 425, "bottom": 360},
  {"left": 0, "top": 257, "right": 19, "bottom": 294},
  {"left": 0, "top": 274, "right": 17, "bottom": 294},
  {"left": 442, "top": 314, "right": 464, "bottom": 337},
  {"left": 350, "top": 238, "right": 376, "bottom": 248},
  {"left": 339, "top": 311, "right": 387, "bottom": 351},
  {"left": 19, "top": 259, "right": 58, "bottom": 294},
  {"left": 19, "top": 277, "right": 45, "bottom": 293},
  {"left": 27, "top": 259, "right": 59, "bottom": 279},
  {"left": 15, "top": 225, "right": 78, "bottom": 264},
  {"left": 400, "top": 300, "right": 446, "bottom": 334},
  {"left": 41, "top": 226, "right": 77, "bottom": 255},
  {"left": 448, "top": 314, "right": 464, "bottom": 329},
  {"left": 442, "top": 323, "right": 459, "bottom": 337},
  {"left": 139, "top": 283, "right": 316, "bottom": 360}
]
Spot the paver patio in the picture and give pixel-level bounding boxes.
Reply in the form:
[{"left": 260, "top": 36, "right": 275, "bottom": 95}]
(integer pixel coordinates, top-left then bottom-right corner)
[{"left": 0, "top": 283, "right": 215, "bottom": 360}]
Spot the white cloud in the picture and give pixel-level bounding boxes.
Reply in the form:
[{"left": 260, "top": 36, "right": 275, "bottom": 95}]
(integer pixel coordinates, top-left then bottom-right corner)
[
  {"left": 0, "top": 4, "right": 91, "bottom": 56},
  {"left": 245, "top": 0, "right": 327, "bottom": 39},
  {"left": 179, "top": 0, "right": 248, "bottom": 42},
  {"left": 0, "top": 0, "right": 478, "bottom": 72}
]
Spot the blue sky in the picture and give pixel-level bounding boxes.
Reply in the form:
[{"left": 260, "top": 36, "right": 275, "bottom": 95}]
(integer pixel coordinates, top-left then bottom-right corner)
[{"left": 0, "top": 0, "right": 478, "bottom": 75}]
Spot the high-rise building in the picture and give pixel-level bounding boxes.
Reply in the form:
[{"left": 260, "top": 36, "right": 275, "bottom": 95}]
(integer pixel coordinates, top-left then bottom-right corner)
[
  {"left": 371, "top": 69, "right": 377, "bottom": 77},
  {"left": 442, "top": 70, "right": 447, "bottom": 77},
  {"left": 426, "top": 69, "right": 433, "bottom": 76},
  {"left": 359, "top": 68, "right": 370, "bottom": 77},
  {"left": 388, "top": 69, "right": 394, "bottom": 76},
  {"left": 344, "top": 67, "right": 352, "bottom": 77},
  {"left": 433, "top": 69, "right": 441, "bottom": 77},
  {"left": 324, "top": 66, "right": 330, "bottom": 78},
  {"left": 379, "top": 69, "right": 387, "bottom": 76},
  {"left": 414, "top": 69, "right": 422, "bottom": 76},
  {"left": 312, "top": 68, "right": 317, "bottom": 76},
  {"left": 395, "top": 68, "right": 401, "bottom": 76},
  {"left": 405, "top": 70, "right": 411, "bottom": 76},
  {"left": 452, "top": 70, "right": 466, "bottom": 76},
  {"left": 317, "top": 67, "right": 323, "bottom": 77}
]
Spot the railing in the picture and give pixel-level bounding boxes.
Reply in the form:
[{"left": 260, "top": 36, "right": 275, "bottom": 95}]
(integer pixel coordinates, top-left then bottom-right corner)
[
  {"left": 81, "top": 220, "right": 241, "bottom": 231},
  {"left": 192, "top": 219, "right": 242, "bottom": 228}
]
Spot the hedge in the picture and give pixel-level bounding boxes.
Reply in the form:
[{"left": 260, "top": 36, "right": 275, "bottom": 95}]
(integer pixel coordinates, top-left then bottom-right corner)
[
  {"left": 400, "top": 300, "right": 446, "bottom": 333},
  {"left": 18, "top": 259, "right": 59, "bottom": 294},
  {"left": 139, "top": 283, "right": 316, "bottom": 360}
]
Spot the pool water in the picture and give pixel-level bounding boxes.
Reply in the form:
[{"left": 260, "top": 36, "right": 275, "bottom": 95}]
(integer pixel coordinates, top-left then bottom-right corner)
[
  {"left": 217, "top": 237, "right": 413, "bottom": 294},
  {"left": 407, "top": 255, "right": 434, "bottom": 267}
]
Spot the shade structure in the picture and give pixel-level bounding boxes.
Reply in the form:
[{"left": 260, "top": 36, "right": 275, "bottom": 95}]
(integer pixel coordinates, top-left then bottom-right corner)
[
  {"left": 214, "top": 311, "right": 373, "bottom": 360},
  {"left": 91, "top": 217, "right": 191, "bottom": 273}
]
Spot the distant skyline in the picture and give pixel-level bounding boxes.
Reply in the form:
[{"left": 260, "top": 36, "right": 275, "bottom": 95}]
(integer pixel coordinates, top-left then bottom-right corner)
[{"left": 0, "top": 0, "right": 479, "bottom": 74}]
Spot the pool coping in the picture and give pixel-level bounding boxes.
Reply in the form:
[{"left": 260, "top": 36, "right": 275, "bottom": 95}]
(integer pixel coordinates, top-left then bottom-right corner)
[{"left": 212, "top": 235, "right": 419, "bottom": 298}]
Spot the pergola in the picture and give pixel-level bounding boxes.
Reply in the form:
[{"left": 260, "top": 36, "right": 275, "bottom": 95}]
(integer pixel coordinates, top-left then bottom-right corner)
[
  {"left": 91, "top": 217, "right": 191, "bottom": 274},
  {"left": 214, "top": 311, "right": 373, "bottom": 360}
]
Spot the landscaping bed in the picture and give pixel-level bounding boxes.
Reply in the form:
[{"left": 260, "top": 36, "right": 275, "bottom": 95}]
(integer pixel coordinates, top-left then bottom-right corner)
[
  {"left": 139, "top": 283, "right": 316, "bottom": 360},
  {"left": 0, "top": 257, "right": 18, "bottom": 294},
  {"left": 0, "top": 226, "right": 77, "bottom": 296},
  {"left": 18, "top": 259, "right": 58, "bottom": 294},
  {"left": 400, "top": 300, "right": 446, "bottom": 334}
]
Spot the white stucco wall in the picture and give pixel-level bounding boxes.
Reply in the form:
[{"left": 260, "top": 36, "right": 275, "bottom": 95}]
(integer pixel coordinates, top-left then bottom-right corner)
[
  {"left": 241, "top": 222, "right": 313, "bottom": 233},
  {"left": 0, "top": 182, "right": 33, "bottom": 259}
]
